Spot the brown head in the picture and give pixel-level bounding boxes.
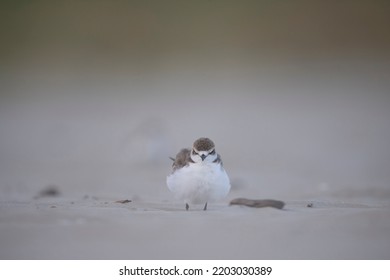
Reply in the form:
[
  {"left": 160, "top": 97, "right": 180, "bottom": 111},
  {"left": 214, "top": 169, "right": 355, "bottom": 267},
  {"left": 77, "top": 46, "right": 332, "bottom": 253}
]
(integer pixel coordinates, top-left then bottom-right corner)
[{"left": 191, "top": 137, "right": 217, "bottom": 162}]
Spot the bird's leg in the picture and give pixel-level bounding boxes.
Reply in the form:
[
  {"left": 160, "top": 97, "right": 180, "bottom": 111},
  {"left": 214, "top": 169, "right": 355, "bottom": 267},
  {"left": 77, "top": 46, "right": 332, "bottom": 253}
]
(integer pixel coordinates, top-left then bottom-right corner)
[
  {"left": 185, "top": 203, "right": 189, "bottom": 211},
  {"left": 203, "top": 202, "right": 208, "bottom": 211}
]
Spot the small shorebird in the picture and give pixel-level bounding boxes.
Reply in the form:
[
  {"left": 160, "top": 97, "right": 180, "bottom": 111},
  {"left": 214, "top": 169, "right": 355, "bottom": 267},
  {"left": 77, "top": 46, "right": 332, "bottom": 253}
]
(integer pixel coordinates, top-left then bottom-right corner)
[{"left": 167, "top": 137, "right": 231, "bottom": 210}]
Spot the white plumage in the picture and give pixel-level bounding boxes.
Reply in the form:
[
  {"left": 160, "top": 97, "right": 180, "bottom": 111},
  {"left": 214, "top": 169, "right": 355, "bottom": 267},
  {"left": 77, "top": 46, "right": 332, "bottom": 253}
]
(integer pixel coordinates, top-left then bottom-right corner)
[{"left": 166, "top": 138, "right": 231, "bottom": 210}]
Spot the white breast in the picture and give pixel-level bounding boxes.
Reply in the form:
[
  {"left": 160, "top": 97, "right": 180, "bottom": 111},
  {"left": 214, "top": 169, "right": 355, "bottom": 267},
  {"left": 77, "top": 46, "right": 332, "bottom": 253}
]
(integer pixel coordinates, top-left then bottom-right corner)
[{"left": 166, "top": 162, "right": 231, "bottom": 204}]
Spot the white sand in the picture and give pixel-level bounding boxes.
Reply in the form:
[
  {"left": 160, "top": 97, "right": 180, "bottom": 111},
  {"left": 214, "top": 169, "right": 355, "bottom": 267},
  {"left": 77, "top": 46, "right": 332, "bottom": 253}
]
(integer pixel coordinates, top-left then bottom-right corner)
[
  {"left": 1, "top": 194, "right": 389, "bottom": 259},
  {"left": 1, "top": 59, "right": 390, "bottom": 259}
]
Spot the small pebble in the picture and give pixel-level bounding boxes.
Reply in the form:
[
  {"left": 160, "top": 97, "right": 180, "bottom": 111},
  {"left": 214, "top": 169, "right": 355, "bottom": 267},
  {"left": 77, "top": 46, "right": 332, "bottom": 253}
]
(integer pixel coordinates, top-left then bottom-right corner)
[{"left": 115, "top": 199, "right": 132, "bottom": 204}]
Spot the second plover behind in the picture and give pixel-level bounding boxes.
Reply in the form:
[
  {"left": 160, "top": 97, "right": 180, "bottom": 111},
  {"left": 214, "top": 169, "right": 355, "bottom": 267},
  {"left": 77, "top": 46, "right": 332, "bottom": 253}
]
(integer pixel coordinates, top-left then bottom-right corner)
[{"left": 166, "top": 137, "right": 231, "bottom": 210}]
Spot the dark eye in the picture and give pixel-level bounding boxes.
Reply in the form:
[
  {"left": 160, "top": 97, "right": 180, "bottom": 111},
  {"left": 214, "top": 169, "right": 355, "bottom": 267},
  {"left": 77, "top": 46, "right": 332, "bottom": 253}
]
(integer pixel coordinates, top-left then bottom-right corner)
[
  {"left": 192, "top": 150, "right": 198, "bottom": 155},
  {"left": 209, "top": 149, "right": 215, "bottom": 155}
]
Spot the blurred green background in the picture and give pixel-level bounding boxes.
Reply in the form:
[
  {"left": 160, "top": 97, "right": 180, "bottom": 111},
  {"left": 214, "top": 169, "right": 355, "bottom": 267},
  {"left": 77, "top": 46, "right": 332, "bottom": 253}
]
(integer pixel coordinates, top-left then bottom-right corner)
[{"left": 1, "top": 0, "right": 389, "bottom": 82}]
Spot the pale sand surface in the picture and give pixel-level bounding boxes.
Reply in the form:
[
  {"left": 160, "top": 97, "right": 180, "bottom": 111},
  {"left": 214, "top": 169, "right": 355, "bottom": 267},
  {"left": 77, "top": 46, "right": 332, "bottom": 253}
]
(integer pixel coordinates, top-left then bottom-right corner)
[
  {"left": 1, "top": 60, "right": 390, "bottom": 259},
  {"left": 1, "top": 193, "right": 389, "bottom": 259}
]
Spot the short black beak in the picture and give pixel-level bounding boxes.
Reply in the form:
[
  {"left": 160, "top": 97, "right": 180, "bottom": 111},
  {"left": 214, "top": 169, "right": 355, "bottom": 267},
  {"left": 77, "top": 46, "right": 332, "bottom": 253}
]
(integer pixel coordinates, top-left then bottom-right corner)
[{"left": 201, "top": 154, "right": 207, "bottom": 161}]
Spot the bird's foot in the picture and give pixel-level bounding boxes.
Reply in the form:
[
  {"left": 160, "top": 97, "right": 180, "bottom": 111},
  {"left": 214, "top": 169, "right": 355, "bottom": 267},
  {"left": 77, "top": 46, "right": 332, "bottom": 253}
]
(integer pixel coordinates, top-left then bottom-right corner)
[
  {"left": 203, "top": 202, "right": 208, "bottom": 211},
  {"left": 185, "top": 203, "right": 189, "bottom": 211}
]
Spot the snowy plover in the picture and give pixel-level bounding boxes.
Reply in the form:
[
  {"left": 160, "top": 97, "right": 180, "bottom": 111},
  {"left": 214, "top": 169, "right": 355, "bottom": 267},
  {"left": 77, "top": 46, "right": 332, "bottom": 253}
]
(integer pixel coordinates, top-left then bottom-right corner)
[{"left": 167, "top": 137, "right": 231, "bottom": 210}]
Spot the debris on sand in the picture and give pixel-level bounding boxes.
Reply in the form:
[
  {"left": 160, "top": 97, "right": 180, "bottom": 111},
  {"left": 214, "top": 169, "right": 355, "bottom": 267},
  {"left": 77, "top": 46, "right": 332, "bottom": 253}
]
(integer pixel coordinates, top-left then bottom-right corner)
[
  {"left": 115, "top": 199, "right": 132, "bottom": 204},
  {"left": 230, "top": 198, "right": 285, "bottom": 209},
  {"left": 35, "top": 185, "right": 61, "bottom": 199}
]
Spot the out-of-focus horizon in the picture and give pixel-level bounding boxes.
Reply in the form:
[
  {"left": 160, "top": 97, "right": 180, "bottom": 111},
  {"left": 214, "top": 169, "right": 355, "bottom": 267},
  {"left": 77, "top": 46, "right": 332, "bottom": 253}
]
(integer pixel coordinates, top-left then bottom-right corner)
[{"left": 1, "top": 0, "right": 390, "bottom": 200}]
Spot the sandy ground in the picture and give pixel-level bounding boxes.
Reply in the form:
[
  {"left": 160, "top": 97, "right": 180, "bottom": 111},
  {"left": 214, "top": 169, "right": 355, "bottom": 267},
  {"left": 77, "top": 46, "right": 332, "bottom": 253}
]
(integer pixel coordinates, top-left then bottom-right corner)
[
  {"left": 1, "top": 194, "right": 390, "bottom": 259},
  {"left": 1, "top": 59, "right": 390, "bottom": 259}
]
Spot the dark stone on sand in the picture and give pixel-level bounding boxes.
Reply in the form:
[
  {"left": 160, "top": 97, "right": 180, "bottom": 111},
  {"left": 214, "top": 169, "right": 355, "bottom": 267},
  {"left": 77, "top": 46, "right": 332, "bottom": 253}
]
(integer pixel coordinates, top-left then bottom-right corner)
[
  {"left": 35, "top": 185, "right": 61, "bottom": 198},
  {"left": 229, "top": 198, "right": 285, "bottom": 209},
  {"left": 115, "top": 199, "right": 132, "bottom": 204}
]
